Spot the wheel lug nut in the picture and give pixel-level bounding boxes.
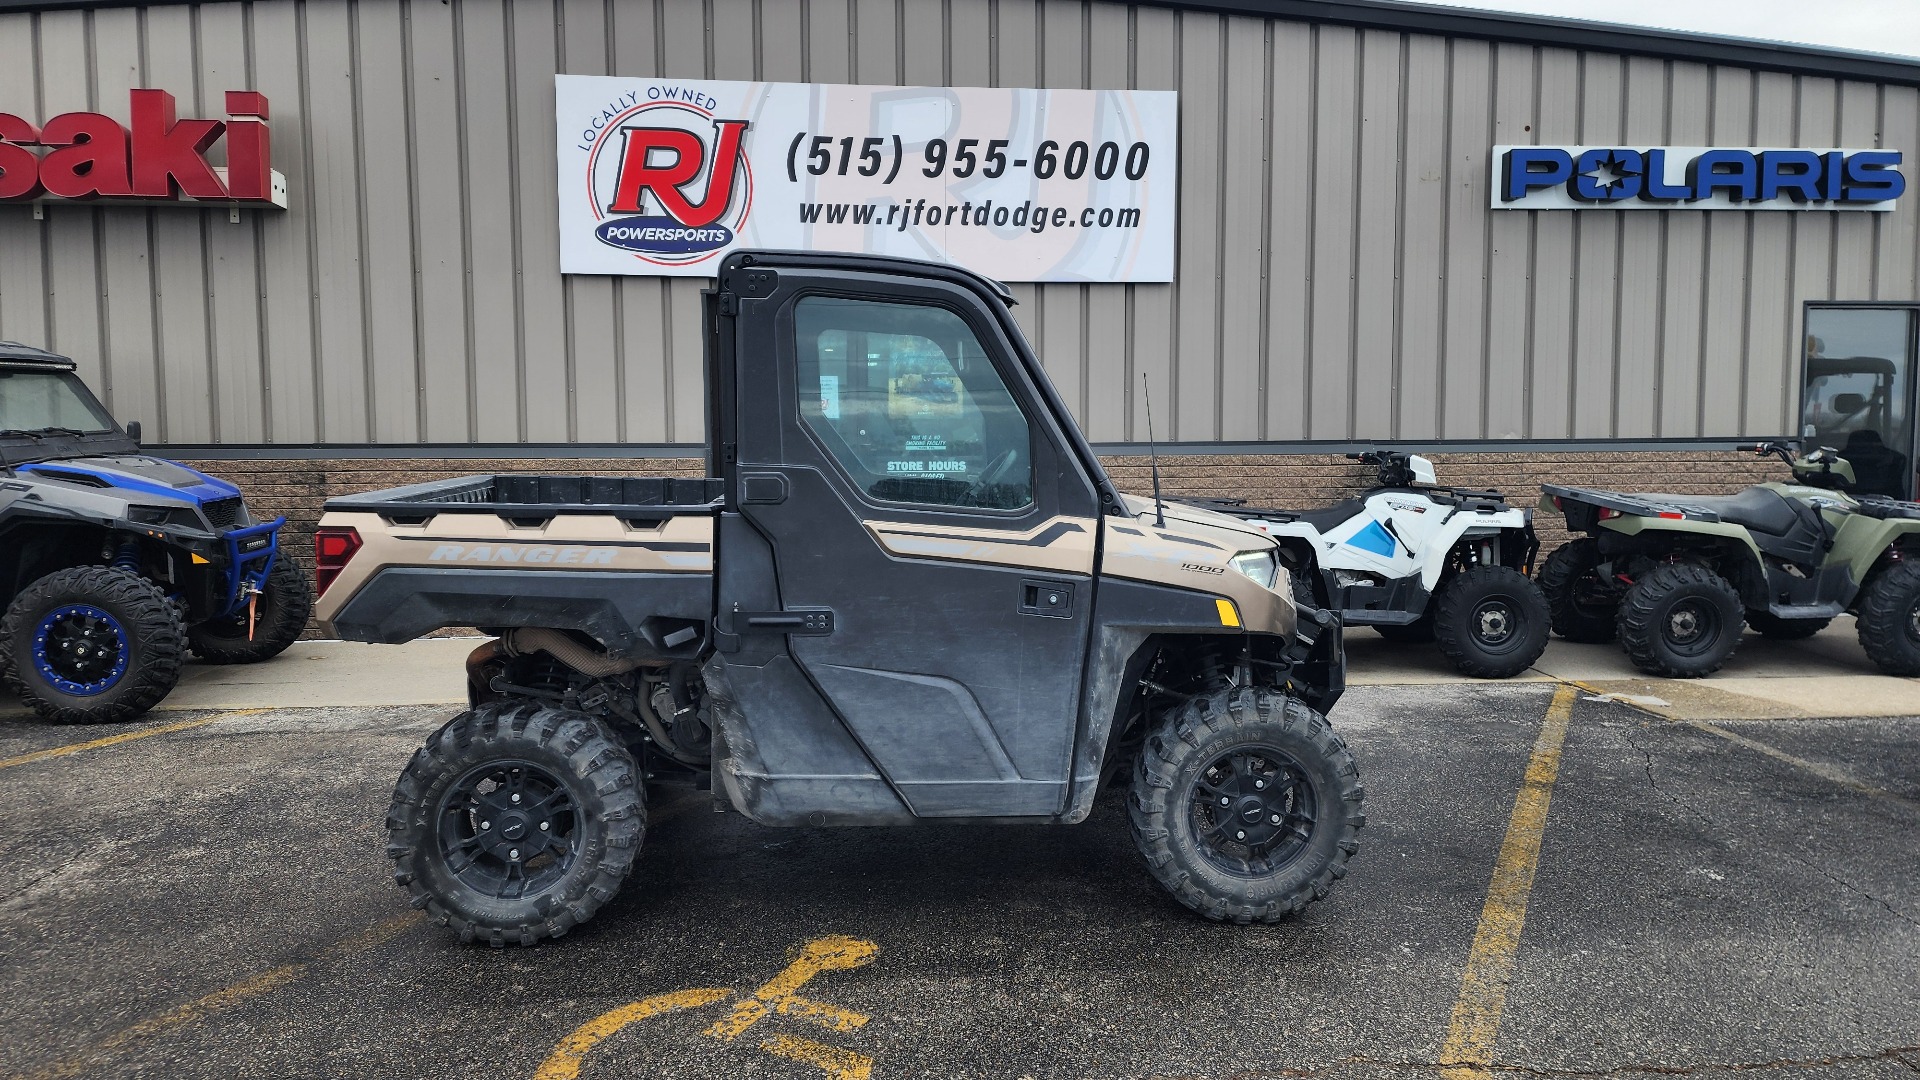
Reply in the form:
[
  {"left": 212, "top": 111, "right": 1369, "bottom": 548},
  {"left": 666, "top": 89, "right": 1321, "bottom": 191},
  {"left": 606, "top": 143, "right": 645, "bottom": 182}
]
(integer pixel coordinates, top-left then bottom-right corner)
[
  {"left": 1235, "top": 831, "right": 1246, "bottom": 840},
  {"left": 509, "top": 848, "right": 520, "bottom": 860},
  {"left": 1270, "top": 814, "right": 1282, "bottom": 824},
  {"left": 1219, "top": 797, "right": 1230, "bottom": 806},
  {"left": 511, "top": 793, "right": 521, "bottom": 803},
  {"left": 480, "top": 821, "right": 491, "bottom": 830},
  {"left": 1254, "top": 780, "right": 1265, "bottom": 789},
  {"left": 539, "top": 821, "right": 550, "bottom": 831}
]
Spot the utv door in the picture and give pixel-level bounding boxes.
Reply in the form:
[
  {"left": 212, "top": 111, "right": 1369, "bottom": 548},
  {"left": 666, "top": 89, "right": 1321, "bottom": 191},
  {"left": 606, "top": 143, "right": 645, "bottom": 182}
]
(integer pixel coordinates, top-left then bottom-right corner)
[{"left": 713, "top": 259, "right": 1100, "bottom": 819}]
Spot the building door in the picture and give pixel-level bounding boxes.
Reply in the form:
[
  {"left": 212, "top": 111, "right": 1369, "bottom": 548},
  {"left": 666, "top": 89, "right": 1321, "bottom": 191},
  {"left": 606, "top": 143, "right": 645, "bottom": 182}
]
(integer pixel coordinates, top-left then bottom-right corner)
[{"left": 1802, "top": 305, "right": 1918, "bottom": 500}]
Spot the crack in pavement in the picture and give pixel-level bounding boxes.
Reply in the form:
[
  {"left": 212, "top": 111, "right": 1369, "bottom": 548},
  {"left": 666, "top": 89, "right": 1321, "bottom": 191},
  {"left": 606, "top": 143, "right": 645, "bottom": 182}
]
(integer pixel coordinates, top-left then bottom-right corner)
[
  {"left": 1192, "top": 1044, "right": 1920, "bottom": 1079},
  {"left": 1617, "top": 718, "right": 1920, "bottom": 931}
]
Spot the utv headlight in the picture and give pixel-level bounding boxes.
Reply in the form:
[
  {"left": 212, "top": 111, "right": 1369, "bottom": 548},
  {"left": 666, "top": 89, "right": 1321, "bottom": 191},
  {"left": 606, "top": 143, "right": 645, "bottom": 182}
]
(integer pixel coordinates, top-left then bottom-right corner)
[
  {"left": 1230, "top": 549, "right": 1280, "bottom": 590},
  {"left": 127, "top": 504, "right": 203, "bottom": 529}
]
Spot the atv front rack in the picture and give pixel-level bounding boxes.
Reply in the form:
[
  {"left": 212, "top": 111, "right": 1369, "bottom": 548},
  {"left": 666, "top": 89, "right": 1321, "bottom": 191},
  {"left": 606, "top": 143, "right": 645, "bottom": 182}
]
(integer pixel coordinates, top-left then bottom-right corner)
[{"left": 217, "top": 517, "right": 283, "bottom": 619}]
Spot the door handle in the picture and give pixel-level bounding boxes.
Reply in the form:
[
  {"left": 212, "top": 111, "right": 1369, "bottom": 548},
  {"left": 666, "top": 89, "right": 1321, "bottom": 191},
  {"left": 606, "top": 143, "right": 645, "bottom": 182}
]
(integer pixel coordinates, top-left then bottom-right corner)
[{"left": 1019, "top": 580, "right": 1075, "bottom": 618}]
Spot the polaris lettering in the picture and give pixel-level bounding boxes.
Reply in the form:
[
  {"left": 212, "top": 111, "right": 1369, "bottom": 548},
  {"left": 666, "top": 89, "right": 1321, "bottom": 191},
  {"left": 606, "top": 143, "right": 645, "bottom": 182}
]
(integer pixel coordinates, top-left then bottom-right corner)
[{"left": 1493, "top": 145, "right": 1904, "bottom": 211}]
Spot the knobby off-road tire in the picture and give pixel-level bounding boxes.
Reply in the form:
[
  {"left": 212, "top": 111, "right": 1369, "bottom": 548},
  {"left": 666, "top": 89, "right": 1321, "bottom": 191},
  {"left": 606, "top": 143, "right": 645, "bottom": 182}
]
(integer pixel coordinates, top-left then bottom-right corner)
[
  {"left": 1129, "top": 687, "right": 1364, "bottom": 923},
  {"left": 387, "top": 702, "right": 645, "bottom": 947},
  {"left": 1856, "top": 561, "right": 1920, "bottom": 676},
  {"left": 1538, "top": 538, "right": 1619, "bottom": 643},
  {"left": 0, "top": 566, "right": 185, "bottom": 724},
  {"left": 1432, "top": 565, "right": 1552, "bottom": 679},
  {"left": 1372, "top": 616, "right": 1435, "bottom": 644},
  {"left": 1745, "top": 610, "right": 1832, "bottom": 641},
  {"left": 187, "top": 556, "right": 314, "bottom": 664},
  {"left": 1618, "top": 563, "right": 1745, "bottom": 678}
]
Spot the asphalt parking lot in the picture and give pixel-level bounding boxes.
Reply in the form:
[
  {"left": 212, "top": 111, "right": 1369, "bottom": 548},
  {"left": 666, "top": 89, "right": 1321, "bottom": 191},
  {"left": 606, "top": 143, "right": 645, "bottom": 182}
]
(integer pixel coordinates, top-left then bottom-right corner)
[{"left": 2, "top": 654, "right": 1916, "bottom": 1080}]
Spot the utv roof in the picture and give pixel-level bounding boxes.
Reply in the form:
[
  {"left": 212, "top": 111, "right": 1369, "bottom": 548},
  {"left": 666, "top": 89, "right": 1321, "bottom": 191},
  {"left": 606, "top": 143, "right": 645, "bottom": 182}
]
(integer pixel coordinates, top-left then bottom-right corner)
[
  {"left": 723, "top": 250, "right": 1019, "bottom": 307},
  {"left": 0, "top": 342, "right": 76, "bottom": 370},
  {"left": 1808, "top": 355, "right": 1898, "bottom": 378}
]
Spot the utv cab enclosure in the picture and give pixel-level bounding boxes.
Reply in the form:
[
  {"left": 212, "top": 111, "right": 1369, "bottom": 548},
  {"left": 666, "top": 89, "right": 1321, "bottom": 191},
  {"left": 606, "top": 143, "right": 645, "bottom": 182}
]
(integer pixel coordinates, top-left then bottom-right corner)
[{"left": 315, "top": 251, "right": 1363, "bottom": 945}]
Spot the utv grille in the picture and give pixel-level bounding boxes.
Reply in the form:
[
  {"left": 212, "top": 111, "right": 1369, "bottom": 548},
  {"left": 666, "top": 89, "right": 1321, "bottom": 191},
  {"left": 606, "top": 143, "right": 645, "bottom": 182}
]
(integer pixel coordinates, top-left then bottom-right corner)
[{"left": 202, "top": 497, "right": 246, "bottom": 529}]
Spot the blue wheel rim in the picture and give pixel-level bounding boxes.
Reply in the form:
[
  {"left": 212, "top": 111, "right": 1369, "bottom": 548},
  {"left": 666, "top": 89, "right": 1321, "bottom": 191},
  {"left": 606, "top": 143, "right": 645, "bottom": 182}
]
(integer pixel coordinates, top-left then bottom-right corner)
[{"left": 31, "top": 605, "right": 131, "bottom": 697}]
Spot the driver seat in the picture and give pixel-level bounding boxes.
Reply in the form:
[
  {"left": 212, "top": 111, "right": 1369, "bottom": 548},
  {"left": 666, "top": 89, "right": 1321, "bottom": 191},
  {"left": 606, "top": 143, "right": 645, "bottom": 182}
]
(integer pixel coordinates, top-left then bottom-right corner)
[{"left": 1653, "top": 487, "right": 1828, "bottom": 566}]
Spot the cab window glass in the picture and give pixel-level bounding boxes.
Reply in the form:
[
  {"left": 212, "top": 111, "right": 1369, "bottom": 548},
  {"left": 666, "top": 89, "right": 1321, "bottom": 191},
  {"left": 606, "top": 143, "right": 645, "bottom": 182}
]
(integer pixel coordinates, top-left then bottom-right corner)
[
  {"left": 795, "top": 296, "right": 1034, "bottom": 510},
  {"left": 0, "top": 372, "right": 117, "bottom": 433}
]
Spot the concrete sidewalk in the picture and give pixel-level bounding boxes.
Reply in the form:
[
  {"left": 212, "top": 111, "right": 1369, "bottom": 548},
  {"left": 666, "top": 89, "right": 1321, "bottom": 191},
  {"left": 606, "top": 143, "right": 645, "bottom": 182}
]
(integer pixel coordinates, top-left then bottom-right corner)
[{"left": 3, "top": 621, "right": 1913, "bottom": 723}]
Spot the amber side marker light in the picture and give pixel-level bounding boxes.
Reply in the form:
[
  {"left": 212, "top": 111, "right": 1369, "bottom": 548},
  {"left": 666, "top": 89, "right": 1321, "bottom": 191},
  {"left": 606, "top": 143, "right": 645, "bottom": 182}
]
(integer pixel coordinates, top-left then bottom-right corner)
[{"left": 313, "top": 526, "right": 362, "bottom": 596}]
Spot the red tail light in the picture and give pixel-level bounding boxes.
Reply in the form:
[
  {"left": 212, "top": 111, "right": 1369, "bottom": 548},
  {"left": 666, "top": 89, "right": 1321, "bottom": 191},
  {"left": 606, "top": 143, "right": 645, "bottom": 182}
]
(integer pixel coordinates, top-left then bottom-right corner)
[{"left": 313, "top": 526, "right": 362, "bottom": 596}]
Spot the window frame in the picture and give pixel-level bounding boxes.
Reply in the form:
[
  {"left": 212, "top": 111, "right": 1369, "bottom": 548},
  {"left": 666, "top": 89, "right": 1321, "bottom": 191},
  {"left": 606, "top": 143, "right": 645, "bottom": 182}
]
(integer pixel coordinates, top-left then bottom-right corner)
[
  {"left": 786, "top": 288, "right": 1042, "bottom": 517},
  {"left": 1799, "top": 301, "right": 1919, "bottom": 500}
]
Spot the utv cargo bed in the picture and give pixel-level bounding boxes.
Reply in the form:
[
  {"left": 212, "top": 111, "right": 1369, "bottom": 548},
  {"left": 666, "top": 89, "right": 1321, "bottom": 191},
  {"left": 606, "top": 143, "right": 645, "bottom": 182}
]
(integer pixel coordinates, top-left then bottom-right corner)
[{"left": 324, "top": 474, "right": 725, "bottom": 517}]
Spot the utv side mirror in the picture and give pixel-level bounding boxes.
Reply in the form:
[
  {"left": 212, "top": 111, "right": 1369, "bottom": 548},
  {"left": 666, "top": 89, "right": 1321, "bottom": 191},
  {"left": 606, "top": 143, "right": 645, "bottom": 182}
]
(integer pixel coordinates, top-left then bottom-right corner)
[{"left": 125, "top": 420, "right": 142, "bottom": 445}]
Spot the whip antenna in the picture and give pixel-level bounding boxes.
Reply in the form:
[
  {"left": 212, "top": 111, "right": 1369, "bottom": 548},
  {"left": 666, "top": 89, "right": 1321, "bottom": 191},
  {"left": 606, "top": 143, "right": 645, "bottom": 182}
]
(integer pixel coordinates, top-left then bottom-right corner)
[{"left": 1142, "top": 373, "right": 1166, "bottom": 528}]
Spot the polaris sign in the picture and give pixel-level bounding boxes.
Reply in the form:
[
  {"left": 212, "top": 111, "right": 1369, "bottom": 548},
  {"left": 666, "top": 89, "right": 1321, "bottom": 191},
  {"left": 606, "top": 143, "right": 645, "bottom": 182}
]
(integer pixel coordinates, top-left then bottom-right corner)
[{"left": 1493, "top": 145, "right": 1905, "bottom": 211}]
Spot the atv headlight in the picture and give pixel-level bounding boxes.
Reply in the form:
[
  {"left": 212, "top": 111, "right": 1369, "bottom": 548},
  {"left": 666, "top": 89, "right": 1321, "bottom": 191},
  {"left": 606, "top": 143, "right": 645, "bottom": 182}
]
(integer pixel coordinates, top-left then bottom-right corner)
[{"left": 1230, "top": 550, "right": 1280, "bottom": 590}]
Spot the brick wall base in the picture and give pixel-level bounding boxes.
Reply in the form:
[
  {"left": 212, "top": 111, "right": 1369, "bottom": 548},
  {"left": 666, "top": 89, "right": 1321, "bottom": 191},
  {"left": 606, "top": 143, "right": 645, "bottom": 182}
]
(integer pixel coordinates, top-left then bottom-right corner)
[{"left": 180, "top": 450, "right": 1791, "bottom": 637}]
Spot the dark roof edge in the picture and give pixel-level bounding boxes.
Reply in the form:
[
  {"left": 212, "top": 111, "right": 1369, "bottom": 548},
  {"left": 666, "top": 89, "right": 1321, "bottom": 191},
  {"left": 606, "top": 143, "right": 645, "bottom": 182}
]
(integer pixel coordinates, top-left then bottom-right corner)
[
  {"left": 1153, "top": 0, "right": 1920, "bottom": 87},
  {"left": 0, "top": 0, "right": 1915, "bottom": 87}
]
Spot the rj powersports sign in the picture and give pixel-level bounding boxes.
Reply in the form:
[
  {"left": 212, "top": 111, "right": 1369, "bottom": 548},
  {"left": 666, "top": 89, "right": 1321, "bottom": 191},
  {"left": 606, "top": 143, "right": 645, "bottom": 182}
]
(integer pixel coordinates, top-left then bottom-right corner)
[
  {"left": 1494, "top": 146, "right": 1906, "bottom": 211},
  {"left": 556, "top": 76, "right": 1177, "bottom": 281},
  {"left": 0, "top": 90, "right": 286, "bottom": 208}
]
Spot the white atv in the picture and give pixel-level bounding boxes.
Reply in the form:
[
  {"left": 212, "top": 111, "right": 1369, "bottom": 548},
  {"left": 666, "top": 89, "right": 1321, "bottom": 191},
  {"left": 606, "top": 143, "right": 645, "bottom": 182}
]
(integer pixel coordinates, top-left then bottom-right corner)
[{"left": 1207, "top": 451, "right": 1551, "bottom": 678}]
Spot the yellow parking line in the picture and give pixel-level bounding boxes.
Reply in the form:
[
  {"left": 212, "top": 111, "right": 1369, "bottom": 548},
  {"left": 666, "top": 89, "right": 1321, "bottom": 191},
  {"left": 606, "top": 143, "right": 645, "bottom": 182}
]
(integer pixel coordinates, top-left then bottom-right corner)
[
  {"left": 21, "top": 911, "right": 420, "bottom": 1080},
  {"left": 1439, "top": 683, "right": 1578, "bottom": 1080},
  {"left": 0, "top": 709, "right": 268, "bottom": 771}
]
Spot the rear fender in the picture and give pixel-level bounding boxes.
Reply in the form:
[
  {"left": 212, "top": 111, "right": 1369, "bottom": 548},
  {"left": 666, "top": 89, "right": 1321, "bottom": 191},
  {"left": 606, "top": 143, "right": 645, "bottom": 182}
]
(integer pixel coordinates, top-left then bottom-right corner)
[
  {"left": 1831, "top": 516, "right": 1920, "bottom": 592},
  {"left": 1416, "top": 507, "right": 1532, "bottom": 591}
]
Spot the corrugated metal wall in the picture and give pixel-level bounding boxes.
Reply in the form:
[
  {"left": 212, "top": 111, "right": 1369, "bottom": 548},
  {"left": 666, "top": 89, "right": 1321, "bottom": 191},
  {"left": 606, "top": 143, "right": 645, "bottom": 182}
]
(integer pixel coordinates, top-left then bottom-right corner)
[{"left": 1, "top": 0, "right": 1917, "bottom": 446}]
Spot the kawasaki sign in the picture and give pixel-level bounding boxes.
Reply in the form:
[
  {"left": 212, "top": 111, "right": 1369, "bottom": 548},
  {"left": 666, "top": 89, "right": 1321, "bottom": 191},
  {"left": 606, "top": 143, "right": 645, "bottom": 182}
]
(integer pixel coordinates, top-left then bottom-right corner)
[
  {"left": 1494, "top": 145, "right": 1905, "bottom": 211},
  {"left": 0, "top": 90, "right": 286, "bottom": 209}
]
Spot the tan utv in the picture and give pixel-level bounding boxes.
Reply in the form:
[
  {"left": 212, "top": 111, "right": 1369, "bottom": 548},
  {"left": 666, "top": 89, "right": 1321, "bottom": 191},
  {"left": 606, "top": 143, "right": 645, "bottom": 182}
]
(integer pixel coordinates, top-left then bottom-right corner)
[{"left": 313, "top": 250, "right": 1363, "bottom": 946}]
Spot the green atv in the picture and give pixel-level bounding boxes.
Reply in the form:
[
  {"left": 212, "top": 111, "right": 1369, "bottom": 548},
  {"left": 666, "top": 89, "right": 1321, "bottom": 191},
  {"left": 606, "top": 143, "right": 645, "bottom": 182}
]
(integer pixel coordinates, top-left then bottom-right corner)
[{"left": 1538, "top": 442, "right": 1920, "bottom": 678}]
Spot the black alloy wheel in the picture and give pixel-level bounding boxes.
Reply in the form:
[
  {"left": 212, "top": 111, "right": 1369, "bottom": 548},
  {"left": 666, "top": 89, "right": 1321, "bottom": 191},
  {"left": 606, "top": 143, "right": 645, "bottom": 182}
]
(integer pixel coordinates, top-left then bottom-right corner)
[
  {"left": 434, "top": 759, "right": 585, "bottom": 901},
  {"left": 1189, "top": 745, "right": 1319, "bottom": 878}
]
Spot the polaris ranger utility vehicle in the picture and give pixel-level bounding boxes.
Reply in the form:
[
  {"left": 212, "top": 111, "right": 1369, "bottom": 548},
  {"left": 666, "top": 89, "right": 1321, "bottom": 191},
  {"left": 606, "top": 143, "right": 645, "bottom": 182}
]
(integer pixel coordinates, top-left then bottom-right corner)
[
  {"left": 1539, "top": 441, "right": 1920, "bottom": 678},
  {"left": 0, "top": 342, "right": 311, "bottom": 723},
  {"left": 1205, "top": 451, "right": 1549, "bottom": 679},
  {"left": 313, "top": 250, "right": 1361, "bottom": 945}
]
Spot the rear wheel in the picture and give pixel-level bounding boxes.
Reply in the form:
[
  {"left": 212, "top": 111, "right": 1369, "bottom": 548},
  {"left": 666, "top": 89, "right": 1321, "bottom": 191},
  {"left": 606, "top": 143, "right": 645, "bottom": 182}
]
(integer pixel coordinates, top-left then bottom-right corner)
[
  {"left": 1745, "top": 610, "right": 1832, "bottom": 641},
  {"left": 1537, "top": 538, "right": 1620, "bottom": 643},
  {"left": 0, "top": 567, "right": 185, "bottom": 724},
  {"left": 1129, "top": 687, "right": 1364, "bottom": 923},
  {"left": 386, "top": 702, "right": 645, "bottom": 946},
  {"left": 1432, "top": 566, "right": 1551, "bottom": 678},
  {"left": 1856, "top": 562, "right": 1920, "bottom": 676},
  {"left": 187, "top": 556, "right": 313, "bottom": 664},
  {"left": 1617, "top": 563, "right": 1744, "bottom": 678}
]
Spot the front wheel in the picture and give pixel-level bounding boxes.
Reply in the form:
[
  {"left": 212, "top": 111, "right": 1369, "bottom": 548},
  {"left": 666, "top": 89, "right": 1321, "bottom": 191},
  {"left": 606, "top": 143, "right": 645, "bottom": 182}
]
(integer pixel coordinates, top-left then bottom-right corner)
[
  {"left": 1432, "top": 566, "right": 1551, "bottom": 678},
  {"left": 1129, "top": 687, "right": 1364, "bottom": 923},
  {"left": 386, "top": 702, "right": 646, "bottom": 946},
  {"left": 0, "top": 566, "right": 185, "bottom": 724},
  {"left": 187, "top": 556, "right": 313, "bottom": 664},
  {"left": 1617, "top": 563, "right": 1744, "bottom": 678},
  {"left": 1856, "top": 562, "right": 1920, "bottom": 676}
]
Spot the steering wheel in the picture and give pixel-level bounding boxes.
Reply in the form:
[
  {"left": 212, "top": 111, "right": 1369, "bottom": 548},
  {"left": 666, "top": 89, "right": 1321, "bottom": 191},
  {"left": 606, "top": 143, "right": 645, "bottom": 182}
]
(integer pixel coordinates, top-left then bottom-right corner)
[{"left": 966, "top": 449, "right": 1020, "bottom": 502}]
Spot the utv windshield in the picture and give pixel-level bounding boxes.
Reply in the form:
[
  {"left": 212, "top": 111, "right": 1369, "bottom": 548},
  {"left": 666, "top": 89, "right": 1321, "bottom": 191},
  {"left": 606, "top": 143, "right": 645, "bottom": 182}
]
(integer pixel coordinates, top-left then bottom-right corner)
[{"left": 0, "top": 370, "right": 119, "bottom": 436}]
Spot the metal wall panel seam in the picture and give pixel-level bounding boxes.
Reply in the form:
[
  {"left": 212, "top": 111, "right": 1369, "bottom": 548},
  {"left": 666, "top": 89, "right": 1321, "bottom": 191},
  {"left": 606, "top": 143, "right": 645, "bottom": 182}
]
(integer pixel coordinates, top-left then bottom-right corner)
[
  {"left": 1388, "top": 30, "right": 1408, "bottom": 438},
  {"left": 298, "top": 0, "right": 327, "bottom": 440},
  {"left": 1255, "top": 17, "right": 1275, "bottom": 440}
]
